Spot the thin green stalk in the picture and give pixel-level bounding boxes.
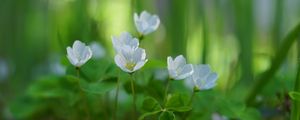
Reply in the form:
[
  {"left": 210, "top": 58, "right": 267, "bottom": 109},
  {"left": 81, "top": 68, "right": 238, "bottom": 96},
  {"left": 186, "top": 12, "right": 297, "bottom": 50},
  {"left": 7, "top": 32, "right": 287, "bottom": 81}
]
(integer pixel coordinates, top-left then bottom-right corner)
[
  {"left": 290, "top": 37, "right": 300, "bottom": 120},
  {"left": 130, "top": 73, "right": 136, "bottom": 119},
  {"left": 188, "top": 90, "right": 196, "bottom": 106},
  {"left": 164, "top": 78, "right": 172, "bottom": 104},
  {"left": 246, "top": 22, "right": 300, "bottom": 106},
  {"left": 183, "top": 88, "right": 198, "bottom": 119},
  {"left": 114, "top": 73, "right": 120, "bottom": 120},
  {"left": 138, "top": 34, "right": 144, "bottom": 41},
  {"left": 76, "top": 67, "right": 90, "bottom": 120}
]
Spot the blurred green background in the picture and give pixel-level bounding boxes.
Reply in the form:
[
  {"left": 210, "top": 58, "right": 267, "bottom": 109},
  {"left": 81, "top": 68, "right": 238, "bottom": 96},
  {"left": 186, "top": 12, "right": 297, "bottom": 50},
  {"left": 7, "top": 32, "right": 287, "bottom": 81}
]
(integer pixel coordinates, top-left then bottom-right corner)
[{"left": 1, "top": 0, "right": 300, "bottom": 119}]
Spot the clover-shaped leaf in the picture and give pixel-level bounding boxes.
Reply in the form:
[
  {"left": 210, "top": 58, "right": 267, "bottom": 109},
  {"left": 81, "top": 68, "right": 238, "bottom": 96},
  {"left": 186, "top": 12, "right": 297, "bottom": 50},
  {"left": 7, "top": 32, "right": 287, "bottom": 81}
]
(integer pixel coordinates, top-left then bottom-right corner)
[{"left": 159, "top": 111, "right": 175, "bottom": 120}]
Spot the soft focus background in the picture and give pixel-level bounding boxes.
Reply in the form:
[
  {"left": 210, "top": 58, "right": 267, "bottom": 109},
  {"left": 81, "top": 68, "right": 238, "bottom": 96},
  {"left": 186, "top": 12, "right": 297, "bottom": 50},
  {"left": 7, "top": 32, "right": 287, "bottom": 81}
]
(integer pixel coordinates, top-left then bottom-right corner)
[{"left": 1, "top": 0, "right": 300, "bottom": 119}]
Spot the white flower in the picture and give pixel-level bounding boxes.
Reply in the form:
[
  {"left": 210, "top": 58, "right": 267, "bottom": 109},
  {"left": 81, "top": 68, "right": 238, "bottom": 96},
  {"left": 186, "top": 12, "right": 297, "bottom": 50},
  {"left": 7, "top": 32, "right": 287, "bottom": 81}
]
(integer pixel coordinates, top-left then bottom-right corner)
[
  {"left": 167, "top": 55, "right": 193, "bottom": 80},
  {"left": 187, "top": 64, "right": 218, "bottom": 90},
  {"left": 90, "top": 41, "right": 106, "bottom": 59},
  {"left": 134, "top": 11, "right": 160, "bottom": 35},
  {"left": 66, "top": 40, "right": 92, "bottom": 67},
  {"left": 112, "top": 32, "right": 139, "bottom": 53},
  {"left": 114, "top": 47, "right": 148, "bottom": 73}
]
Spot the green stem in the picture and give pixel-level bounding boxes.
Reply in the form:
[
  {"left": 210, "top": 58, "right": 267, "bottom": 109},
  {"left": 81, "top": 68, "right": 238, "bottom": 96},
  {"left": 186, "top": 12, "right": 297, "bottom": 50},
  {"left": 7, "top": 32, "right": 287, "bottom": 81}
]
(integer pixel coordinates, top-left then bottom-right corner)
[
  {"left": 188, "top": 91, "right": 196, "bottom": 106},
  {"left": 164, "top": 78, "right": 172, "bottom": 104},
  {"left": 183, "top": 89, "right": 197, "bottom": 119},
  {"left": 290, "top": 37, "right": 300, "bottom": 120},
  {"left": 114, "top": 73, "right": 120, "bottom": 120},
  {"left": 130, "top": 73, "right": 136, "bottom": 119},
  {"left": 246, "top": 22, "right": 300, "bottom": 106},
  {"left": 183, "top": 87, "right": 199, "bottom": 120},
  {"left": 138, "top": 34, "right": 144, "bottom": 41},
  {"left": 76, "top": 67, "right": 90, "bottom": 120}
]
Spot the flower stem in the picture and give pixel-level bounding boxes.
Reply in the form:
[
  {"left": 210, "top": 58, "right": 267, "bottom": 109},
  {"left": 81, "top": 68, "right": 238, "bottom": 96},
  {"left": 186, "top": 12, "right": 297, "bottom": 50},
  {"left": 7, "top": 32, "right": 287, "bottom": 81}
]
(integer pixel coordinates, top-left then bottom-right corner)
[
  {"left": 76, "top": 67, "right": 90, "bottom": 120},
  {"left": 138, "top": 34, "right": 144, "bottom": 41},
  {"left": 130, "top": 73, "right": 136, "bottom": 119},
  {"left": 183, "top": 90, "right": 197, "bottom": 119},
  {"left": 164, "top": 78, "right": 171, "bottom": 104},
  {"left": 188, "top": 90, "right": 196, "bottom": 106},
  {"left": 114, "top": 73, "right": 120, "bottom": 120}
]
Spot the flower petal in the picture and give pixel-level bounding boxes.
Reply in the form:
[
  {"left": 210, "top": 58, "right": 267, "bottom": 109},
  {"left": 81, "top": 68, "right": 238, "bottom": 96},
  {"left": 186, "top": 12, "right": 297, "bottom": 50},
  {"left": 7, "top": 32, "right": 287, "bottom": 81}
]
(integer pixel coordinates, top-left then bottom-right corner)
[
  {"left": 193, "top": 64, "right": 211, "bottom": 80},
  {"left": 114, "top": 54, "right": 132, "bottom": 73},
  {"left": 67, "top": 47, "right": 78, "bottom": 66},
  {"left": 198, "top": 72, "right": 218, "bottom": 90},
  {"left": 175, "top": 64, "right": 193, "bottom": 80},
  {"left": 140, "top": 11, "right": 151, "bottom": 21},
  {"left": 133, "top": 59, "right": 148, "bottom": 71},
  {"left": 167, "top": 56, "right": 174, "bottom": 71},
  {"left": 173, "top": 55, "right": 186, "bottom": 69}
]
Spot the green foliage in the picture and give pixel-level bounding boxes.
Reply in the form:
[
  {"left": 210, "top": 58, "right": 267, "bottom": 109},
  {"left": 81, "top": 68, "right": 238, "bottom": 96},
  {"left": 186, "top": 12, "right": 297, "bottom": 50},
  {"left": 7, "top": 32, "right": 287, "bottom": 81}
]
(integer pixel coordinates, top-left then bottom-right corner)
[
  {"left": 165, "top": 93, "right": 191, "bottom": 112},
  {"left": 9, "top": 75, "right": 80, "bottom": 119},
  {"left": 142, "top": 97, "right": 161, "bottom": 112},
  {"left": 159, "top": 111, "right": 175, "bottom": 120},
  {"left": 139, "top": 97, "right": 162, "bottom": 120},
  {"left": 217, "top": 99, "right": 261, "bottom": 120},
  {"left": 3, "top": 0, "right": 300, "bottom": 120},
  {"left": 289, "top": 91, "right": 300, "bottom": 101}
]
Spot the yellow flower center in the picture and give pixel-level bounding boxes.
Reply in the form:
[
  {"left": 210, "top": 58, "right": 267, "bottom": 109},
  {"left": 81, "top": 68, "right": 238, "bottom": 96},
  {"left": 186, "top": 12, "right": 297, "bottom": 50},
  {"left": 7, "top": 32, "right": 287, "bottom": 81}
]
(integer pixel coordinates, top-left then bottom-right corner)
[{"left": 125, "top": 62, "right": 136, "bottom": 71}]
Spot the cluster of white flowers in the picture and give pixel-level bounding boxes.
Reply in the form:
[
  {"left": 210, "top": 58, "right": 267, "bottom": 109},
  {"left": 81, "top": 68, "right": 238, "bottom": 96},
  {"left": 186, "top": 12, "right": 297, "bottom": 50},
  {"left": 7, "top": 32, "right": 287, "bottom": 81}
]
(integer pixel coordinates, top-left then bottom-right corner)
[
  {"left": 65, "top": 10, "right": 218, "bottom": 91},
  {"left": 112, "top": 11, "right": 160, "bottom": 73},
  {"left": 167, "top": 55, "right": 218, "bottom": 90},
  {"left": 112, "top": 32, "right": 148, "bottom": 73}
]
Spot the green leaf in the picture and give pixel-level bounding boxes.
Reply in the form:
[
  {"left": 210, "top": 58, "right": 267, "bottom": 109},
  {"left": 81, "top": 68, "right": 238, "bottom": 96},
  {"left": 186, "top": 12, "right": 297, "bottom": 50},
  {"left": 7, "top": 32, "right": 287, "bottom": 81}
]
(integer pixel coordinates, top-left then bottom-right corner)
[
  {"left": 138, "top": 110, "right": 161, "bottom": 120},
  {"left": 81, "top": 59, "right": 111, "bottom": 81},
  {"left": 142, "top": 97, "right": 162, "bottom": 112},
  {"left": 165, "top": 93, "right": 188, "bottom": 109},
  {"left": 79, "top": 76, "right": 117, "bottom": 94},
  {"left": 167, "top": 106, "right": 192, "bottom": 112},
  {"left": 159, "top": 111, "right": 175, "bottom": 120},
  {"left": 289, "top": 91, "right": 300, "bottom": 101}
]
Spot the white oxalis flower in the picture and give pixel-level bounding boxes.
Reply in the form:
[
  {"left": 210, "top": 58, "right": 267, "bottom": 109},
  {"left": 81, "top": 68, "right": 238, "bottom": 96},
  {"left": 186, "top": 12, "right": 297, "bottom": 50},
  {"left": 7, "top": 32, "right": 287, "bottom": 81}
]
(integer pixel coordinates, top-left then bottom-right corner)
[
  {"left": 167, "top": 55, "right": 193, "bottom": 80},
  {"left": 66, "top": 40, "right": 92, "bottom": 67},
  {"left": 112, "top": 32, "right": 139, "bottom": 53},
  {"left": 114, "top": 46, "right": 148, "bottom": 73},
  {"left": 187, "top": 64, "right": 218, "bottom": 90},
  {"left": 134, "top": 11, "right": 160, "bottom": 35}
]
